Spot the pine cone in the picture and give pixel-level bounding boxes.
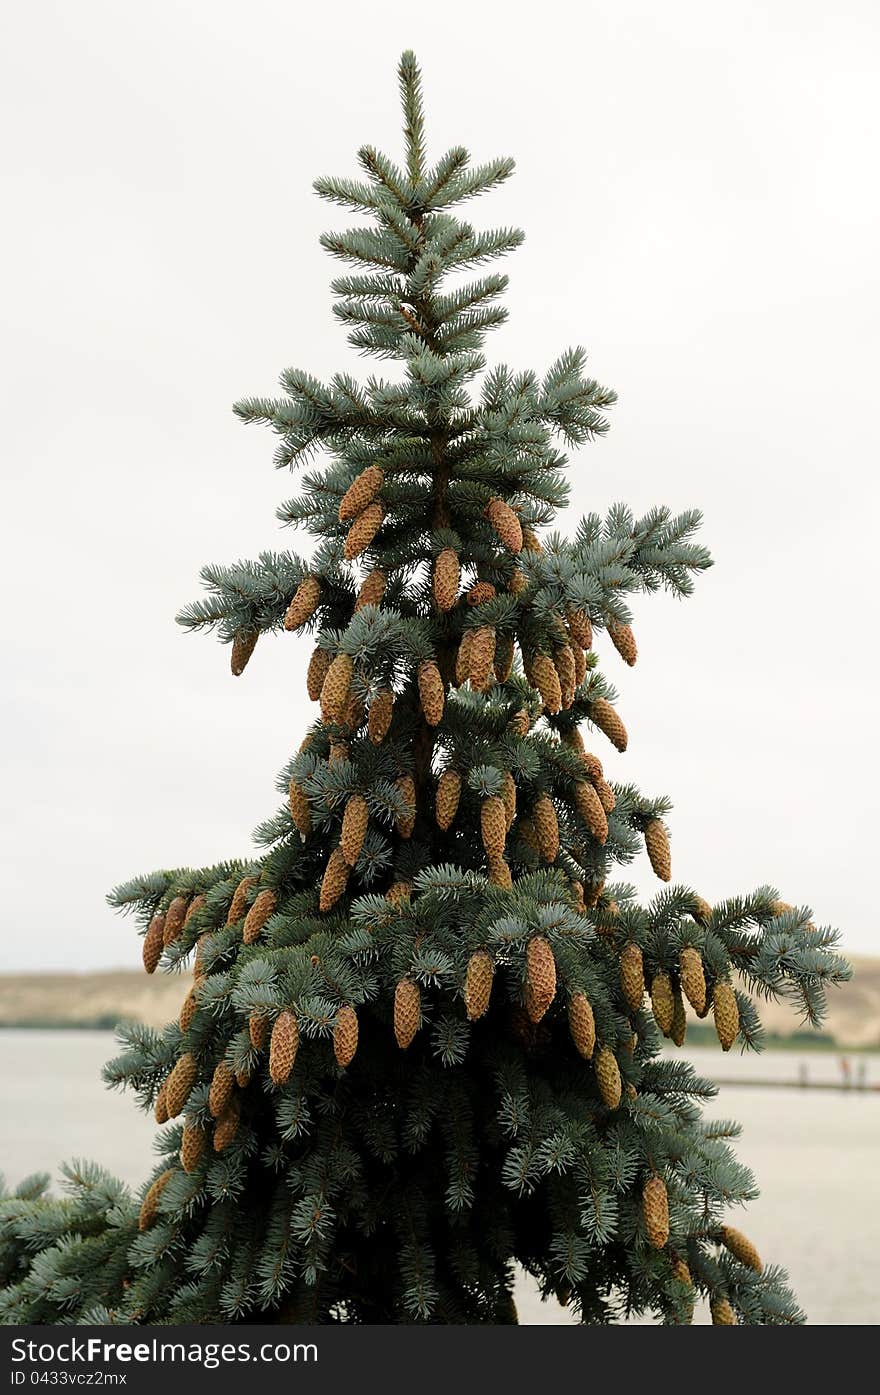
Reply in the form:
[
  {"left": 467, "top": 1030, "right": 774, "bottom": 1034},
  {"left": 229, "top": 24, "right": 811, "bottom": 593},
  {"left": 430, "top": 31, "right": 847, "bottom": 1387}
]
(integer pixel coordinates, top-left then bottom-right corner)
[
  {"left": 343, "top": 694, "right": 366, "bottom": 733},
  {"left": 213, "top": 1098, "right": 240, "bottom": 1152},
  {"left": 571, "top": 641, "right": 587, "bottom": 687},
  {"left": 467, "top": 581, "right": 497, "bottom": 605},
  {"left": 555, "top": 645, "right": 577, "bottom": 709},
  {"left": 355, "top": 568, "right": 387, "bottom": 612},
  {"left": 433, "top": 548, "right": 460, "bottom": 611},
  {"left": 532, "top": 795, "right": 560, "bottom": 862},
  {"left": 288, "top": 779, "right": 312, "bottom": 837},
  {"left": 153, "top": 1081, "right": 169, "bottom": 1125},
  {"left": 671, "top": 1256, "right": 694, "bottom": 1320},
  {"left": 395, "top": 774, "right": 416, "bottom": 838},
  {"left": 333, "top": 1004, "right": 359, "bottom": 1068},
  {"left": 713, "top": 982, "right": 740, "bottom": 1051},
  {"left": 710, "top": 1298, "right": 737, "bottom": 1326},
  {"left": 568, "top": 992, "right": 596, "bottom": 1059},
  {"left": 573, "top": 781, "right": 608, "bottom": 844},
  {"left": 368, "top": 687, "right": 394, "bottom": 744},
  {"left": 643, "top": 1175, "right": 670, "bottom": 1248},
  {"left": 609, "top": 621, "right": 637, "bottom": 666},
  {"left": 670, "top": 987, "right": 687, "bottom": 1046},
  {"left": 620, "top": 942, "right": 645, "bottom": 1014},
  {"left": 594, "top": 777, "right": 616, "bottom": 814},
  {"left": 231, "top": 629, "right": 258, "bottom": 677},
  {"left": 690, "top": 894, "right": 713, "bottom": 926},
  {"left": 320, "top": 847, "right": 350, "bottom": 911},
  {"left": 142, "top": 915, "right": 165, "bottom": 974},
  {"left": 530, "top": 653, "right": 562, "bottom": 713},
  {"left": 138, "top": 1169, "right": 174, "bottom": 1231},
  {"left": 182, "top": 895, "right": 204, "bottom": 927},
  {"left": 595, "top": 1046, "right": 622, "bottom": 1110},
  {"left": 284, "top": 575, "right": 321, "bottom": 631},
  {"left": 180, "top": 1122, "right": 205, "bottom": 1174},
  {"left": 521, "top": 525, "right": 542, "bottom": 552},
  {"left": 650, "top": 972, "right": 675, "bottom": 1036},
  {"left": 525, "top": 936, "right": 556, "bottom": 1022},
  {"left": 721, "top": 1225, "right": 763, "bottom": 1273},
  {"left": 178, "top": 986, "right": 197, "bottom": 1034},
  {"left": 465, "top": 950, "right": 494, "bottom": 1021},
  {"left": 418, "top": 660, "right": 445, "bottom": 726},
  {"left": 468, "top": 626, "right": 496, "bottom": 691},
  {"left": 518, "top": 818, "right": 539, "bottom": 855},
  {"left": 481, "top": 796, "right": 507, "bottom": 861},
  {"left": 679, "top": 946, "right": 707, "bottom": 1015},
  {"left": 487, "top": 854, "right": 513, "bottom": 889},
  {"left": 242, "top": 888, "right": 276, "bottom": 945},
  {"left": 507, "top": 567, "right": 528, "bottom": 596},
  {"left": 494, "top": 635, "right": 515, "bottom": 683},
  {"left": 339, "top": 465, "right": 384, "bottom": 521},
  {"left": 590, "top": 697, "right": 628, "bottom": 752},
  {"left": 645, "top": 819, "right": 671, "bottom": 881},
  {"left": 344, "top": 500, "right": 383, "bottom": 560},
  {"left": 454, "top": 629, "right": 474, "bottom": 686},
  {"left": 306, "top": 647, "right": 330, "bottom": 702},
  {"left": 208, "top": 1059, "right": 234, "bottom": 1118},
  {"left": 485, "top": 496, "right": 523, "bottom": 553},
  {"left": 341, "top": 794, "right": 369, "bottom": 866},
  {"left": 235, "top": 1067, "right": 251, "bottom": 1090},
  {"left": 227, "top": 874, "right": 259, "bottom": 926},
  {"left": 163, "top": 895, "right": 189, "bottom": 947},
  {"left": 386, "top": 879, "right": 412, "bottom": 905},
  {"left": 394, "top": 979, "right": 421, "bottom": 1049},
  {"left": 435, "top": 770, "right": 462, "bottom": 830},
  {"left": 510, "top": 707, "right": 531, "bottom": 738},
  {"left": 566, "top": 607, "right": 593, "bottom": 650},
  {"left": 583, "top": 878, "right": 605, "bottom": 909},
  {"left": 320, "top": 653, "right": 354, "bottom": 724},
  {"left": 329, "top": 740, "right": 349, "bottom": 765},
  {"left": 249, "top": 1013, "right": 268, "bottom": 1051},
  {"left": 164, "top": 1052, "right": 198, "bottom": 1118},
  {"left": 269, "top": 1010, "right": 299, "bottom": 1085},
  {"left": 501, "top": 771, "right": 517, "bottom": 829}
]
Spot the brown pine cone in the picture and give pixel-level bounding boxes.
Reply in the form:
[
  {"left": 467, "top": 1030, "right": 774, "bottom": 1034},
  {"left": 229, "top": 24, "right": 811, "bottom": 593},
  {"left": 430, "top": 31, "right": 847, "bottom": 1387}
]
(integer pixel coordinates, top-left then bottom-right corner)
[
  {"left": 690, "top": 894, "right": 713, "bottom": 926},
  {"left": 288, "top": 779, "right": 312, "bottom": 837},
  {"left": 333, "top": 1004, "right": 359, "bottom": 1068},
  {"left": 138, "top": 1169, "right": 174, "bottom": 1231},
  {"left": 341, "top": 794, "right": 369, "bottom": 867},
  {"left": 454, "top": 629, "right": 474, "bottom": 686},
  {"left": 573, "top": 781, "right": 608, "bottom": 844},
  {"left": 249, "top": 1013, "right": 269, "bottom": 1050},
  {"left": 468, "top": 626, "right": 496, "bottom": 691},
  {"left": 208, "top": 1059, "right": 235, "bottom": 1119},
  {"left": 643, "top": 1175, "right": 670, "bottom": 1248},
  {"left": 530, "top": 653, "right": 562, "bottom": 713},
  {"left": 481, "top": 796, "right": 507, "bottom": 861},
  {"left": 165, "top": 1052, "right": 198, "bottom": 1118},
  {"left": 338, "top": 465, "right": 384, "bottom": 521},
  {"left": 571, "top": 641, "right": 587, "bottom": 687},
  {"left": 320, "top": 847, "right": 350, "bottom": 912},
  {"left": 670, "top": 987, "right": 687, "bottom": 1046},
  {"left": 213, "top": 1098, "right": 240, "bottom": 1153},
  {"left": 721, "top": 1225, "right": 763, "bottom": 1273},
  {"left": 395, "top": 774, "right": 416, "bottom": 838},
  {"left": 583, "top": 878, "right": 605, "bottom": 909},
  {"left": 679, "top": 946, "right": 707, "bottom": 1015},
  {"left": 231, "top": 629, "right": 258, "bottom": 677},
  {"left": 142, "top": 914, "right": 165, "bottom": 974},
  {"left": 180, "top": 1122, "right": 205, "bottom": 1174},
  {"left": 609, "top": 620, "right": 637, "bottom": 666},
  {"left": 594, "top": 777, "right": 616, "bottom": 814},
  {"left": 467, "top": 581, "right": 497, "bottom": 605},
  {"left": 329, "top": 740, "right": 349, "bottom": 765},
  {"left": 713, "top": 981, "right": 740, "bottom": 1051},
  {"left": 507, "top": 567, "right": 529, "bottom": 596},
  {"left": 368, "top": 687, "right": 394, "bottom": 744},
  {"left": 521, "top": 525, "right": 542, "bottom": 552},
  {"left": 525, "top": 936, "right": 556, "bottom": 1022},
  {"left": 182, "top": 895, "right": 203, "bottom": 929},
  {"left": 620, "top": 942, "right": 645, "bottom": 1014},
  {"left": 590, "top": 697, "right": 628, "bottom": 752},
  {"left": 465, "top": 950, "right": 494, "bottom": 1021},
  {"left": 178, "top": 986, "right": 198, "bottom": 1034},
  {"left": 645, "top": 819, "right": 671, "bottom": 881},
  {"left": 494, "top": 635, "right": 515, "bottom": 683},
  {"left": 595, "top": 1046, "right": 622, "bottom": 1110},
  {"left": 153, "top": 1081, "right": 169, "bottom": 1125},
  {"left": 487, "top": 854, "right": 513, "bottom": 889},
  {"left": 509, "top": 707, "right": 531, "bottom": 738},
  {"left": 517, "top": 817, "right": 539, "bottom": 854},
  {"left": 394, "top": 979, "right": 421, "bottom": 1049},
  {"left": 243, "top": 888, "right": 277, "bottom": 945},
  {"left": 320, "top": 653, "right": 354, "bottom": 724},
  {"left": 306, "top": 647, "right": 331, "bottom": 701},
  {"left": 354, "top": 567, "right": 387, "bottom": 612},
  {"left": 385, "top": 879, "right": 412, "bottom": 905},
  {"left": 566, "top": 607, "right": 593, "bottom": 650},
  {"left": 710, "top": 1298, "right": 737, "bottom": 1326},
  {"left": 227, "top": 874, "right": 259, "bottom": 926},
  {"left": 344, "top": 500, "right": 383, "bottom": 560},
  {"left": 650, "top": 972, "right": 675, "bottom": 1036},
  {"left": 435, "top": 770, "right": 462, "bottom": 830},
  {"left": 501, "top": 771, "right": 517, "bottom": 829},
  {"left": 418, "top": 660, "right": 445, "bottom": 726},
  {"left": 485, "top": 496, "right": 523, "bottom": 553},
  {"left": 163, "top": 895, "right": 189, "bottom": 947},
  {"left": 532, "top": 795, "right": 560, "bottom": 862},
  {"left": 555, "top": 645, "right": 577, "bottom": 709},
  {"left": 433, "top": 548, "right": 460, "bottom": 611},
  {"left": 269, "top": 1010, "right": 299, "bottom": 1085},
  {"left": 568, "top": 992, "right": 596, "bottom": 1059},
  {"left": 284, "top": 575, "right": 321, "bottom": 631}
]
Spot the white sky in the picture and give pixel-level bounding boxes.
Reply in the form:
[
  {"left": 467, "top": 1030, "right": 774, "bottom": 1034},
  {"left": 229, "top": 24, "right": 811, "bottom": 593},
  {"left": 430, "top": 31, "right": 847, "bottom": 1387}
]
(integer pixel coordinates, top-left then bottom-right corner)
[{"left": 2, "top": 0, "right": 878, "bottom": 971}]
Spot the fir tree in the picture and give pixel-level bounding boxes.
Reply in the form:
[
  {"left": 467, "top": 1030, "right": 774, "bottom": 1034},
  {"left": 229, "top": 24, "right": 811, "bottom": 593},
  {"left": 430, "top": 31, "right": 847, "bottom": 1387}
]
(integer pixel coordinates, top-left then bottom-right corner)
[{"left": 1, "top": 53, "right": 850, "bottom": 1327}]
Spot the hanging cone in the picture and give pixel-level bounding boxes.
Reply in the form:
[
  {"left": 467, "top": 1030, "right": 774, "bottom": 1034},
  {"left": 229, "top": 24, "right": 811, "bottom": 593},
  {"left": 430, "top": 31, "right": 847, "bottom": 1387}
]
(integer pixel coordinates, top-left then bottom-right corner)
[
  {"left": 487, "top": 854, "right": 512, "bottom": 889},
  {"left": 595, "top": 1046, "right": 622, "bottom": 1110},
  {"left": 306, "top": 647, "right": 331, "bottom": 702},
  {"left": 249, "top": 1013, "right": 269, "bottom": 1050},
  {"left": 517, "top": 818, "right": 539, "bottom": 854},
  {"left": 386, "top": 879, "right": 412, "bottom": 905},
  {"left": 645, "top": 820, "right": 671, "bottom": 881},
  {"left": 465, "top": 950, "right": 495, "bottom": 1021},
  {"left": 589, "top": 698, "right": 628, "bottom": 752},
  {"left": 163, "top": 896, "right": 189, "bottom": 947},
  {"left": 227, "top": 874, "right": 258, "bottom": 926},
  {"left": 320, "top": 653, "right": 354, "bottom": 724},
  {"left": 333, "top": 1004, "right": 359, "bottom": 1067},
  {"left": 208, "top": 1060, "right": 235, "bottom": 1119},
  {"left": 183, "top": 894, "right": 206, "bottom": 929},
  {"left": 343, "top": 691, "right": 365, "bottom": 730},
  {"left": 395, "top": 774, "right": 416, "bottom": 838},
  {"left": 573, "top": 781, "right": 608, "bottom": 844},
  {"left": 468, "top": 626, "right": 496, "bottom": 691},
  {"left": 568, "top": 992, "right": 596, "bottom": 1059},
  {"left": 594, "top": 777, "right": 616, "bottom": 814},
  {"left": 213, "top": 1098, "right": 240, "bottom": 1152},
  {"left": 583, "top": 878, "right": 605, "bottom": 910},
  {"left": 530, "top": 653, "right": 562, "bottom": 714},
  {"left": 467, "top": 581, "right": 497, "bottom": 606},
  {"left": 670, "top": 987, "right": 687, "bottom": 1046},
  {"left": 243, "top": 888, "right": 277, "bottom": 945},
  {"left": 320, "top": 847, "right": 350, "bottom": 911},
  {"left": 571, "top": 879, "right": 587, "bottom": 913},
  {"left": 138, "top": 1169, "right": 174, "bottom": 1232},
  {"left": 192, "top": 933, "right": 209, "bottom": 983},
  {"left": 269, "top": 1010, "right": 299, "bottom": 1085},
  {"left": 609, "top": 621, "right": 637, "bottom": 666},
  {"left": 231, "top": 629, "right": 258, "bottom": 676},
  {"left": 571, "top": 641, "right": 587, "bottom": 687},
  {"left": 532, "top": 795, "right": 560, "bottom": 862},
  {"left": 339, "top": 465, "right": 384, "bottom": 521},
  {"left": 643, "top": 1175, "right": 670, "bottom": 1248},
  {"left": 165, "top": 1052, "right": 198, "bottom": 1118},
  {"left": 288, "top": 779, "right": 312, "bottom": 837},
  {"left": 690, "top": 894, "right": 713, "bottom": 926},
  {"left": 455, "top": 628, "right": 474, "bottom": 685},
  {"left": 710, "top": 1298, "right": 737, "bottom": 1326},
  {"left": 485, "top": 496, "right": 523, "bottom": 553},
  {"left": 394, "top": 979, "right": 421, "bottom": 1049},
  {"left": 481, "top": 796, "right": 507, "bottom": 860},
  {"left": 153, "top": 1081, "right": 169, "bottom": 1125},
  {"left": 721, "top": 1226, "right": 763, "bottom": 1273},
  {"left": 341, "top": 794, "right": 369, "bottom": 866},
  {"left": 566, "top": 607, "right": 593, "bottom": 650},
  {"left": 713, "top": 982, "right": 739, "bottom": 1051},
  {"left": 525, "top": 936, "right": 556, "bottom": 1022},
  {"left": 329, "top": 740, "right": 349, "bottom": 765},
  {"left": 521, "top": 525, "right": 542, "bottom": 552},
  {"left": 494, "top": 634, "right": 515, "bottom": 683},
  {"left": 679, "top": 947, "right": 707, "bottom": 1015},
  {"left": 671, "top": 1257, "right": 694, "bottom": 1322},
  {"left": 418, "top": 660, "right": 445, "bottom": 726},
  {"left": 510, "top": 707, "right": 531, "bottom": 738},
  {"left": 620, "top": 942, "right": 645, "bottom": 1014},
  {"left": 235, "top": 1067, "right": 251, "bottom": 1090},
  {"left": 180, "top": 1122, "right": 205, "bottom": 1174},
  {"left": 555, "top": 645, "right": 577, "bottom": 709},
  {"left": 501, "top": 771, "right": 517, "bottom": 829},
  {"left": 142, "top": 915, "right": 165, "bottom": 974},
  {"left": 178, "top": 985, "right": 198, "bottom": 1034},
  {"left": 368, "top": 687, "right": 394, "bottom": 744},
  {"left": 433, "top": 548, "right": 460, "bottom": 611},
  {"left": 344, "top": 500, "right": 383, "bottom": 560},
  {"left": 435, "top": 770, "right": 462, "bottom": 830},
  {"left": 507, "top": 567, "right": 528, "bottom": 596},
  {"left": 284, "top": 575, "right": 322, "bottom": 631},
  {"left": 354, "top": 567, "right": 387, "bottom": 612},
  {"left": 650, "top": 972, "right": 675, "bottom": 1036}
]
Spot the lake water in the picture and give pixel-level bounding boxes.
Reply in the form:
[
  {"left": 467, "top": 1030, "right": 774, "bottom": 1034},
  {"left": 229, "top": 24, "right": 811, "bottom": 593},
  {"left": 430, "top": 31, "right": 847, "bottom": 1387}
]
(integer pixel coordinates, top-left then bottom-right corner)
[{"left": 2, "top": 1031, "right": 878, "bottom": 1325}]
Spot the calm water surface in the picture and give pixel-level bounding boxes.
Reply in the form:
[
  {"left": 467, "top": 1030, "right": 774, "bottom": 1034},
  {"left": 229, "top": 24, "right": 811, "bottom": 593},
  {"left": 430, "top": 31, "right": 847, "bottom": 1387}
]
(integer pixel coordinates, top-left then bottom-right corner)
[{"left": 2, "top": 1031, "right": 877, "bottom": 1325}]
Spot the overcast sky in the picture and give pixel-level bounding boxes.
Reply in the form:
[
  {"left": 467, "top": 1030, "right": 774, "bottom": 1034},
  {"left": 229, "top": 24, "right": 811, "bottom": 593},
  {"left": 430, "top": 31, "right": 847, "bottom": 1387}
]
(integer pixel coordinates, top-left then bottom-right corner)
[{"left": 2, "top": 0, "right": 878, "bottom": 973}]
